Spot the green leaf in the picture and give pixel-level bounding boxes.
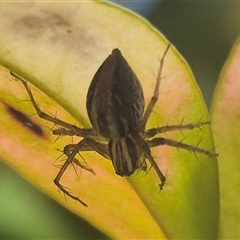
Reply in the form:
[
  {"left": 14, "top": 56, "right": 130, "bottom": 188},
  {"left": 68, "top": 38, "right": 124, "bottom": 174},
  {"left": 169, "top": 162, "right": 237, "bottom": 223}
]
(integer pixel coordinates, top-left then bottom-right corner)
[
  {"left": 211, "top": 37, "right": 240, "bottom": 239},
  {"left": 0, "top": 2, "right": 219, "bottom": 239}
]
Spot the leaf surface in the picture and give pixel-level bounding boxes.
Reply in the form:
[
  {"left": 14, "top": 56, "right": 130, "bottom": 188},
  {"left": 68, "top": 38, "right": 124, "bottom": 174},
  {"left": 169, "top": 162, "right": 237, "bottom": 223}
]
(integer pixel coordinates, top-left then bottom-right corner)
[
  {"left": 0, "top": 2, "right": 219, "bottom": 239},
  {"left": 211, "top": 37, "right": 240, "bottom": 239}
]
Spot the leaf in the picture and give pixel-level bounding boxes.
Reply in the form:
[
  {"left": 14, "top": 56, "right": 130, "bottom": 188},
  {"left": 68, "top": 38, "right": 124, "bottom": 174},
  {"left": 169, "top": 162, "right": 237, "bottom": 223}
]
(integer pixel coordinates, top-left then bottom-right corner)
[
  {"left": 0, "top": 2, "right": 219, "bottom": 239},
  {"left": 211, "top": 37, "right": 240, "bottom": 239}
]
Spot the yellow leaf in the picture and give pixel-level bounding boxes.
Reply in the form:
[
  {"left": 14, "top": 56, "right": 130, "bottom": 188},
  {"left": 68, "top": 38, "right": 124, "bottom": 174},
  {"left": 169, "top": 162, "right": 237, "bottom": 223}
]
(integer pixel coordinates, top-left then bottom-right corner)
[{"left": 0, "top": 2, "right": 219, "bottom": 239}]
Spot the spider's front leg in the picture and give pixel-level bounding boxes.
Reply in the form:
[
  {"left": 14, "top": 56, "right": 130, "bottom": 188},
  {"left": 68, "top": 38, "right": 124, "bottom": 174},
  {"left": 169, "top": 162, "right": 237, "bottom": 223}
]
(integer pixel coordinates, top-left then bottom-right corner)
[
  {"left": 54, "top": 137, "right": 110, "bottom": 207},
  {"left": 131, "top": 131, "right": 167, "bottom": 189}
]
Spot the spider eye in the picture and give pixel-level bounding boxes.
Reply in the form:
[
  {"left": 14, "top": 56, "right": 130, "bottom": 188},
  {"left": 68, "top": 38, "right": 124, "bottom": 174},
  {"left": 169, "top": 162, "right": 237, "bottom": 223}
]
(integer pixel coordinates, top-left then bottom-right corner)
[{"left": 86, "top": 49, "right": 144, "bottom": 139}]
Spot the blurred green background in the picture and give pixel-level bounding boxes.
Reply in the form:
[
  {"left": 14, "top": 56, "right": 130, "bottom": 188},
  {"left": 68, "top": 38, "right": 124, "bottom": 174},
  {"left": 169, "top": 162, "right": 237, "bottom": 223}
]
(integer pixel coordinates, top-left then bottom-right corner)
[{"left": 1, "top": 1, "right": 240, "bottom": 239}]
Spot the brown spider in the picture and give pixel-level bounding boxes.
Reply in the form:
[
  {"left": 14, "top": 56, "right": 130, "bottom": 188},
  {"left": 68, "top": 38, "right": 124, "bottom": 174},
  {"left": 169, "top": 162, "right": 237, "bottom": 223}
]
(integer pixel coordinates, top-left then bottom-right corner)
[{"left": 11, "top": 44, "right": 218, "bottom": 207}]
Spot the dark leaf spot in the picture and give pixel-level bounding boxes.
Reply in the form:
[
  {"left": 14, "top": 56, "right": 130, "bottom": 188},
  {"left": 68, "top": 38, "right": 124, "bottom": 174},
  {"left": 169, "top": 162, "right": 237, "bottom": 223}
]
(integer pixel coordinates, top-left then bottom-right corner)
[{"left": 6, "top": 103, "right": 44, "bottom": 137}]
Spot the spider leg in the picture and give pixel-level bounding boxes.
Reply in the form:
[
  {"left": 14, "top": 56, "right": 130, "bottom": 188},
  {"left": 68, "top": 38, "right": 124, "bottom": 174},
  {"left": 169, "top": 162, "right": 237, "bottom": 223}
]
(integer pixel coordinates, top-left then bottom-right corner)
[
  {"left": 131, "top": 131, "right": 166, "bottom": 189},
  {"left": 64, "top": 141, "right": 110, "bottom": 160},
  {"left": 144, "top": 121, "right": 211, "bottom": 138},
  {"left": 11, "top": 72, "right": 95, "bottom": 138},
  {"left": 54, "top": 138, "right": 110, "bottom": 207},
  {"left": 62, "top": 143, "right": 96, "bottom": 174},
  {"left": 148, "top": 137, "right": 218, "bottom": 157},
  {"left": 139, "top": 43, "right": 171, "bottom": 132},
  {"left": 52, "top": 127, "right": 104, "bottom": 140}
]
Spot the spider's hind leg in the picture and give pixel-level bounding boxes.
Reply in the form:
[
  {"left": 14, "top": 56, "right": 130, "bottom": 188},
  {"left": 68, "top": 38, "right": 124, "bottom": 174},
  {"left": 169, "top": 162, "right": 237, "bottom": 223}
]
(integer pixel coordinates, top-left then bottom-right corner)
[
  {"left": 10, "top": 72, "right": 90, "bottom": 137},
  {"left": 139, "top": 44, "right": 171, "bottom": 132}
]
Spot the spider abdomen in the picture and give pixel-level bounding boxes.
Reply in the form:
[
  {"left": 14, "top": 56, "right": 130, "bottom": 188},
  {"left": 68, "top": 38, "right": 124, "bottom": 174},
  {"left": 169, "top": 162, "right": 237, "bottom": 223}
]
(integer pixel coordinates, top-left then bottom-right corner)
[{"left": 86, "top": 49, "right": 144, "bottom": 139}]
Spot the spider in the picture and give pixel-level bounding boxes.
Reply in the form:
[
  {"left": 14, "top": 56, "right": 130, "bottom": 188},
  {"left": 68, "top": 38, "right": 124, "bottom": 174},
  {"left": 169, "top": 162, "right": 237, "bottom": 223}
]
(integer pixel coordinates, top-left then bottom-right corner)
[{"left": 11, "top": 44, "right": 218, "bottom": 207}]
